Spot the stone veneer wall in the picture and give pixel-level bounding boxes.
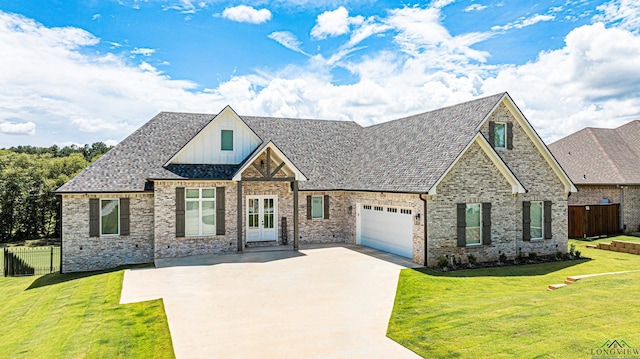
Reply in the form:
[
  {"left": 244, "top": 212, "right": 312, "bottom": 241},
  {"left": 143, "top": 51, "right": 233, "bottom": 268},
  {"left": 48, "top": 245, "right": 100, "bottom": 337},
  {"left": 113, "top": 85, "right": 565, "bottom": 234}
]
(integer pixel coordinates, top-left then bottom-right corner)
[
  {"left": 427, "top": 142, "right": 518, "bottom": 266},
  {"left": 298, "top": 191, "right": 348, "bottom": 243},
  {"left": 154, "top": 180, "right": 238, "bottom": 258},
  {"left": 61, "top": 193, "right": 154, "bottom": 273},
  {"left": 623, "top": 186, "right": 640, "bottom": 233},
  {"left": 479, "top": 102, "right": 569, "bottom": 258},
  {"left": 569, "top": 185, "right": 621, "bottom": 205},
  {"left": 343, "top": 191, "right": 425, "bottom": 265}
]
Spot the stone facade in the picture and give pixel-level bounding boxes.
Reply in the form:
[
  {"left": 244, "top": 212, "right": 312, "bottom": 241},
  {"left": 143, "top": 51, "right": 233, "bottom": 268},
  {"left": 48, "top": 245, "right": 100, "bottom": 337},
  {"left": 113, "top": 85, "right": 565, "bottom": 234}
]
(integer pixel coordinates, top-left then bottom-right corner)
[
  {"left": 623, "top": 186, "right": 640, "bottom": 233},
  {"left": 61, "top": 193, "right": 154, "bottom": 273},
  {"left": 568, "top": 185, "right": 621, "bottom": 206},
  {"left": 154, "top": 180, "right": 238, "bottom": 259}
]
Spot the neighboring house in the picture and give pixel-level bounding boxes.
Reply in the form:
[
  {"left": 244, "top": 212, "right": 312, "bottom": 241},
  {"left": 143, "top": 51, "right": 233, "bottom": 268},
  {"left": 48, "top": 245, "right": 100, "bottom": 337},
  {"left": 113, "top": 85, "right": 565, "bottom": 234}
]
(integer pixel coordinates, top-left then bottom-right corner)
[
  {"left": 549, "top": 121, "right": 640, "bottom": 233},
  {"left": 57, "top": 92, "right": 576, "bottom": 272}
]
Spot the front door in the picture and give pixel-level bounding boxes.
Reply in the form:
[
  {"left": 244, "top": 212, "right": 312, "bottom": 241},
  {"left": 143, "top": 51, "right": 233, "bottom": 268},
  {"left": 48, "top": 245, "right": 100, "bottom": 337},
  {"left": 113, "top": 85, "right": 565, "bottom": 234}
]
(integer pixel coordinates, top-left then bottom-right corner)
[{"left": 246, "top": 196, "right": 278, "bottom": 242}]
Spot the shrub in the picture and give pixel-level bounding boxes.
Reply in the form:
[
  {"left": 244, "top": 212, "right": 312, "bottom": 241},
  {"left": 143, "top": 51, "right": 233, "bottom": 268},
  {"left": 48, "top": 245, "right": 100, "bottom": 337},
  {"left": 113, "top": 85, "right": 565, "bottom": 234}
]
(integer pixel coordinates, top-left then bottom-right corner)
[
  {"left": 555, "top": 250, "right": 563, "bottom": 260},
  {"left": 569, "top": 244, "right": 576, "bottom": 258},
  {"left": 437, "top": 255, "right": 449, "bottom": 269},
  {"left": 528, "top": 252, "right": 537, "bottom": 261},
  {"left": 499, "top": 253, "right": 507, "bottom": 263},
  {"left": 575, "top": 250, "right": 581, "bottom": 259},
  {"left": 467, "top": 254, "right": 477, "bottom": 266}
]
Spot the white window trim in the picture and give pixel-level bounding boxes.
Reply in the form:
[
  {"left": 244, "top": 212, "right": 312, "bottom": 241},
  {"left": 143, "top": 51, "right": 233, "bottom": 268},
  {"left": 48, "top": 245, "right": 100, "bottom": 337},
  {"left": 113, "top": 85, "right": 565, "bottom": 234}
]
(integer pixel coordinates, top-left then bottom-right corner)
[
  {"left": 494, "top": 122, "right": 507, "bottom": 150},
  {"left": 530, "top": 200, "right": 544, "bottom": 240},
  {"left": 185, "top": 188, "right": 216, "bottom": 237},
  {"left": 100, "top": 198, "right": 120, "bottom": 237},
  {"left": 311, "top": 195, "right": 323, "bottom": 219},
  {"left": 466, "top": 203, "right": 482, "bottom": 246},
  {"left": 220, "top": 129, "right": 235, "bottom": 152}
]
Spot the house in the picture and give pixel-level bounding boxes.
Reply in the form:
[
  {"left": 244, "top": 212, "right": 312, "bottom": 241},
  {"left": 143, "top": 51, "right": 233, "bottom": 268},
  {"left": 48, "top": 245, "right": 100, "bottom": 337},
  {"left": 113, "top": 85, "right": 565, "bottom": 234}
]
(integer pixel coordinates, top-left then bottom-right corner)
[
  {"left": 56, "top": 92, "right": 576, "bottom": 273},
  {"left": 549, "top": 121, "right": 640, "bottom": 234}
]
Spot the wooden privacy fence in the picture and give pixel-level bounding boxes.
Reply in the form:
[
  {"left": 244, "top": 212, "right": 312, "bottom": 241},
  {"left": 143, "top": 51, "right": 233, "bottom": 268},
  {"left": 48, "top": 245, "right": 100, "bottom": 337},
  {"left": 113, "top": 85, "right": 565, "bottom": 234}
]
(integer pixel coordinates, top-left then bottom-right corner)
[
  {"left": 568, "top": 204, "right": 620, "bottom": 239},
  {"left": 2, "top": 246, "right": 61, "bottom": 277}
]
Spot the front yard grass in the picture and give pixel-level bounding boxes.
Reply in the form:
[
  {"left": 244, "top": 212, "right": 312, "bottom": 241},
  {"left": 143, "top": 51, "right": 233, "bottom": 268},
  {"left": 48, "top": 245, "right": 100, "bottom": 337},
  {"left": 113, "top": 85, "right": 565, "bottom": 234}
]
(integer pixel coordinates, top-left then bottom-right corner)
[
  {"left": 0, "top": 266, "right": 174, "bottom": 358},
  {"left": 388, "top": 237, "right": 640, "bottom": 358}
]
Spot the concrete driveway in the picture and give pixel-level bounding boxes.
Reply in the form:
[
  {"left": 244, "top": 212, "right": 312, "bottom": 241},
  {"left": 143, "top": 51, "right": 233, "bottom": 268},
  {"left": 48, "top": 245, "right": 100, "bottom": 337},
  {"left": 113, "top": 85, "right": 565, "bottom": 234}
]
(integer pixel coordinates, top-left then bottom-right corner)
[{"left": 120, "top": 244, "right": 421, "bottom": 359}]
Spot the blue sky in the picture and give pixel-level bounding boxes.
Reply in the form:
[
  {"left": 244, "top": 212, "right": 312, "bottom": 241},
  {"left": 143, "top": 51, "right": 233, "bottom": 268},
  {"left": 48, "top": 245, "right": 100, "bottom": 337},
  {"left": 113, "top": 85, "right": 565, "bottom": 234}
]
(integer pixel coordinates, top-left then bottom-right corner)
[{"left": 1, "top": 0, "right": 640, "bottom": 147}]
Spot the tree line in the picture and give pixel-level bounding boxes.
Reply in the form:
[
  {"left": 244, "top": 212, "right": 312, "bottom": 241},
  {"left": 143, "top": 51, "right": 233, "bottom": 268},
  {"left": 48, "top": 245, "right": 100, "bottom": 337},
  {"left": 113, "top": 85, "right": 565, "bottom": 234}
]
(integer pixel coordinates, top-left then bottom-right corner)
[{"left": 0, "top": 143, "right": 112, "bottom": 242}]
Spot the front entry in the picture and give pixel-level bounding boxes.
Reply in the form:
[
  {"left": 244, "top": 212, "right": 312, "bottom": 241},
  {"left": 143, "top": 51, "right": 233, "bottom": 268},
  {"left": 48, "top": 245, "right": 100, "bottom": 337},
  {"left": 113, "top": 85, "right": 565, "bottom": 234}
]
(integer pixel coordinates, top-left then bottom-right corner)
[{"left": 246, "top": 195, "right": 278, "bottom": 242}]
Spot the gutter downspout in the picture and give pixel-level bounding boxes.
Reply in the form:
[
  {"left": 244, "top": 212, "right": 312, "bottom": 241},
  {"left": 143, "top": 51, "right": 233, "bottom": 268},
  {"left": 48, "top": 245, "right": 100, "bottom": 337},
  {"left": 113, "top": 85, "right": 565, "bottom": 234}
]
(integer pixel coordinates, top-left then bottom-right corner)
[
  {"left": 619, "top": 185, "right": 625, "bottom": 232},
  {"left": 419, "top": 194, "right": 428, "bottom": 267}
]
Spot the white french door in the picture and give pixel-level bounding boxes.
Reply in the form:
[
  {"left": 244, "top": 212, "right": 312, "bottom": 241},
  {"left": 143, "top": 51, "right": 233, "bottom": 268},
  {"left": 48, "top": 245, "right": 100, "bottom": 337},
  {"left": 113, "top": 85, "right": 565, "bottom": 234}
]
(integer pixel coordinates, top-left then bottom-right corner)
[{"left": 246, "top": 195, "right": 278, "bottom": 242}]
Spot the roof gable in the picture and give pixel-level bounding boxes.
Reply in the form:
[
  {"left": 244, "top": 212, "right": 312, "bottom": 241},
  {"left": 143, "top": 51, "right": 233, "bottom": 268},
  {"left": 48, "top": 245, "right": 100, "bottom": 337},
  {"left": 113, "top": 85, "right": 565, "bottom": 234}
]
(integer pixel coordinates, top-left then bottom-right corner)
[
  {"left": 429, "top": 133, "right": 527, "bottom": 195},
  {"left": 476, "top": 94, "right": 577, "bottom": 193},
  {"left": 166, "top": 106, "right": 261, "bottom": 165},
  {"left": 232, "top": 141, "right": 308, "bottom": 181}
]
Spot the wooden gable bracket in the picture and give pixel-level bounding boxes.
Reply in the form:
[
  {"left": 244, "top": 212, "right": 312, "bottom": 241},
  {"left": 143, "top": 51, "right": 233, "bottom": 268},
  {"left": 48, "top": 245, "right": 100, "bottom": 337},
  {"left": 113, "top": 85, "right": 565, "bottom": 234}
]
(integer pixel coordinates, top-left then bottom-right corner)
[{"left": 250, "top": 147, "right": 288, "bottom": 180}]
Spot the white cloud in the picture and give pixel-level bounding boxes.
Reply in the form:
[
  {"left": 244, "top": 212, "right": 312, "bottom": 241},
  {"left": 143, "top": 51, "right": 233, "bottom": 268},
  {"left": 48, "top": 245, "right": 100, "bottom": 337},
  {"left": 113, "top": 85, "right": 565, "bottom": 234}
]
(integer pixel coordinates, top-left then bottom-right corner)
[
  {"left": 268, "top": 31, "right": 310, "bottom": 56},
  {"left": 221, "top": 5, "right": 272, "bottom": 24},
  {"left": 464, "top": 4, "right": 488, "bottom": 12},
  {"left": 0, "top": 121, "right": 36, "bottom": 135},
  {"left": 594, "top": 0, "right": 640, "bottom": 32},
  {"left": 131, "top": 47, "right": 155, "bottom": 56},
  {"left": 92, "top": 14, "right": 101, "bottom": 20},
  {"left": 482, "top": 23, "right": 640, "bottom": 142},
  {"left": 311, "top": 7, "right": 362, "bottom": 39},
  {"left": 491, "top": 14, "right": 555, "bottom": 31}
]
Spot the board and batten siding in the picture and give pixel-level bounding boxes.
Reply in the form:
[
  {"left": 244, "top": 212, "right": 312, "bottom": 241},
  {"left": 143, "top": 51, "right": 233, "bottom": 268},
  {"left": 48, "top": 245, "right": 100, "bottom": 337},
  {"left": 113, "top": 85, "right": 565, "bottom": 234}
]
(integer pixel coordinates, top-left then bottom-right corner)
[{"left": 170, "top": 109, "right": 261, "bottom": 164}]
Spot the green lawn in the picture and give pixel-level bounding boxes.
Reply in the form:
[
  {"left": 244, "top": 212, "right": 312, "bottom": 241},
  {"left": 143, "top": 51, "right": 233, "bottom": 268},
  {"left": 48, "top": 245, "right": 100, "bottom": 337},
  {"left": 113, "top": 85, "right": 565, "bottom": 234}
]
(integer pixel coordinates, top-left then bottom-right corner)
[
  {"left": 388, "top": 237, "right": 640, "bottom": 358},
  {"left": 0, "top": 266, "right": 174, "bottom": 358}
]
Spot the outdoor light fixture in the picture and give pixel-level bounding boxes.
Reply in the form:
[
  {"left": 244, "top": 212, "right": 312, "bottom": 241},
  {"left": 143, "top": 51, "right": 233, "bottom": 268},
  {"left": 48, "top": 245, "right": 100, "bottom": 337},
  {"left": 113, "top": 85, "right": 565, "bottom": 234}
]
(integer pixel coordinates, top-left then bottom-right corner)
[{"left": 414, "top": 213, "right": 421, "bottom": 225}]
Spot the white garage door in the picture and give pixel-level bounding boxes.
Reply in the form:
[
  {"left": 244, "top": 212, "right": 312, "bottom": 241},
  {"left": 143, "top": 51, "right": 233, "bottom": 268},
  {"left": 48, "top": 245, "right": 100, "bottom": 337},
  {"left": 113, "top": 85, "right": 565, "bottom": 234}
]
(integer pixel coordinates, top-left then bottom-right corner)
[{"left": 358, "top": 204, "right": 413, "bottom": 258}]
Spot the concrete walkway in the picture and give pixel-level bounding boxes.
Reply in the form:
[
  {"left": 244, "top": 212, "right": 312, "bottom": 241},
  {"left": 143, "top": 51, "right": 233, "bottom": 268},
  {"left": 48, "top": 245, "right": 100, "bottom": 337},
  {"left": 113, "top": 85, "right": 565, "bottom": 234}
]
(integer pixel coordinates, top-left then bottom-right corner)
[{"left": 120, "top": 244, "right": 421, "bottom": 359}]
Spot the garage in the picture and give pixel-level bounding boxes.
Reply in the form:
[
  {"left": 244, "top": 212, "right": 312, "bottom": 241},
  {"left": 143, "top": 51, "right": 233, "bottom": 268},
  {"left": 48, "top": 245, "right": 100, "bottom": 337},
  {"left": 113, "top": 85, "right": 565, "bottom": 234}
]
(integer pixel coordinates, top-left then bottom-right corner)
[{"left": 358, "top": 204, "right": 414, "bottom": 258}]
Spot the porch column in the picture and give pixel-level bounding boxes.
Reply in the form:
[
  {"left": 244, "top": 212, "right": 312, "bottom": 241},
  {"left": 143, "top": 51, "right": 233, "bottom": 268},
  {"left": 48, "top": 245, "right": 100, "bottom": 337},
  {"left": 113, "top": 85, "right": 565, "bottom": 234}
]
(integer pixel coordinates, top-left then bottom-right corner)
[
  {"left": 293, "top": 180, "right": 299, "bottom": 250},
  {"left": 237, "top": 180, "right": 243, "bottom": 253}
]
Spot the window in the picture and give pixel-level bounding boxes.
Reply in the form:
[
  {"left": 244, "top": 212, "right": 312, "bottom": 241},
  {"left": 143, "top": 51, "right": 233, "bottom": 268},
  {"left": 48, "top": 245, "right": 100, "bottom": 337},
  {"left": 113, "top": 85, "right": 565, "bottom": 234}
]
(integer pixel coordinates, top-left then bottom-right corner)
[
  {"left": 494, "top": 122, "right": 506, "bottom": 149},
  {"left": 401, "top": 209, "right": 412, "bottom": 215},
  {"left": 101, "top": 199, "right": 119, "bottom": 236},
  {"left": 185, "top": 188, "right": 216, "bottom": 236},
  {"left": 221, "top": 130, "right": 233, "bottom": 151},
  {"left": 530, "top": 201, "right": 543, "bottom": 239},
  {"left": 465, "top": 203, "right": 482, "bottom": 245},
  {"left": 311, "top": 196, "right": 323, "bottom": 219}
]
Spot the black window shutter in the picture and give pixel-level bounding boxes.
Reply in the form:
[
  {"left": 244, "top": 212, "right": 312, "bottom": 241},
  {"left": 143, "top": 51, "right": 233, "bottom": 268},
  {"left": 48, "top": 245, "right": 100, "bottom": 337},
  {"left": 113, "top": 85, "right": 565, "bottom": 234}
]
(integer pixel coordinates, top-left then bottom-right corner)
[
  {"left": 216, "top": 187, "right": 225, "bottom": 235},
  {"left": 523, "top": 201, "right": 531, "bottom": 241},
  {"left": 457, "top": 203, "right": 466, "bottom": 247},
  {"left": 507, "top": 122, "right": 513, "bottom": 150},
  {"left": 323, "top": 195, "right": 330, "bottom": 219},
  {"left": 89, "top": 198, "right": 99, "bottom": 237},
  {"left": 544, "top": 200, "right": 552, "bottom": 239},
  {"left": 306, "top": 195, "right": 312, "bottom": 220},
  {"left": 488, "top": 121, "right": 495, "bottom": 147},
  {"left": 176, "top": 187, "right": 185, "bottom": 237},
  {"left": 120, "top": 198, "right": 130, "bottom": 236},
  {"left": 482, "top": 202, "right": 491, "bottom": 245}
]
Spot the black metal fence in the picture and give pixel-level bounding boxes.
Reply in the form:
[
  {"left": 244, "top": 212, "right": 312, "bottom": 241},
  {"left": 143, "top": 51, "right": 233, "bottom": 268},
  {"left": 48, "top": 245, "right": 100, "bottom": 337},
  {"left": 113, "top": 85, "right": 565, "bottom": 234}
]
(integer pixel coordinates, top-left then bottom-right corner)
[{"left": 2, "top": 246, "right": 61, "bottom": 277}]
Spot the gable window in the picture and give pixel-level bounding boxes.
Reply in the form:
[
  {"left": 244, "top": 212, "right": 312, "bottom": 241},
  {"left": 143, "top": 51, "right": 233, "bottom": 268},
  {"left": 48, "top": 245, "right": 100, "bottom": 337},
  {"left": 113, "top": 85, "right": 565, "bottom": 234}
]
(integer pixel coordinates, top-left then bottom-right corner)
[
  {"left": 489, "top": 121, "right": 512, "bottom": 150},
  {"left": 101, "top": 199, "right": 119, "bottom": 236},
  {"left": 311, "top": 196, "right": 323, "bottom": 219},
  {"left": 523, "top": 200, "right": 552, "bottom": 241},
  {"left": 185, "top": 188, "right": 216, "bottom": 236},
  {"left": 494, "top": 122, "right": 506, "bottom": 149},
  {"left": 221, "top": 130, "right": 233, "bottom": 151},
  {"left": 465, "top": 203, "right": 482, "bottom": 245}
]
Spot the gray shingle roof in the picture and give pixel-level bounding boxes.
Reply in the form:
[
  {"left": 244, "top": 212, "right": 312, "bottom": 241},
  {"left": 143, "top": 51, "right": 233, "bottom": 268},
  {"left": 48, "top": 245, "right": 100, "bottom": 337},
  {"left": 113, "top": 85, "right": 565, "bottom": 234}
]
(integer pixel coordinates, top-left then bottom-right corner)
[
  {"left": 548, "top": 120, "right": 640, "bottom": 185},
  {"left": 57, "top": 93, "right": 506, "bottom": 193}
]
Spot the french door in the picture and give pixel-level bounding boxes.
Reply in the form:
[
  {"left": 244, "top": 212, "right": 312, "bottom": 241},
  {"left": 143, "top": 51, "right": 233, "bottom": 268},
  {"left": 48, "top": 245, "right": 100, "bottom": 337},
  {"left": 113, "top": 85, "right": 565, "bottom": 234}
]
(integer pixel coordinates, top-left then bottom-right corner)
[{"left": 246, "top": 196, "right": 278, "bottom": 242}]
